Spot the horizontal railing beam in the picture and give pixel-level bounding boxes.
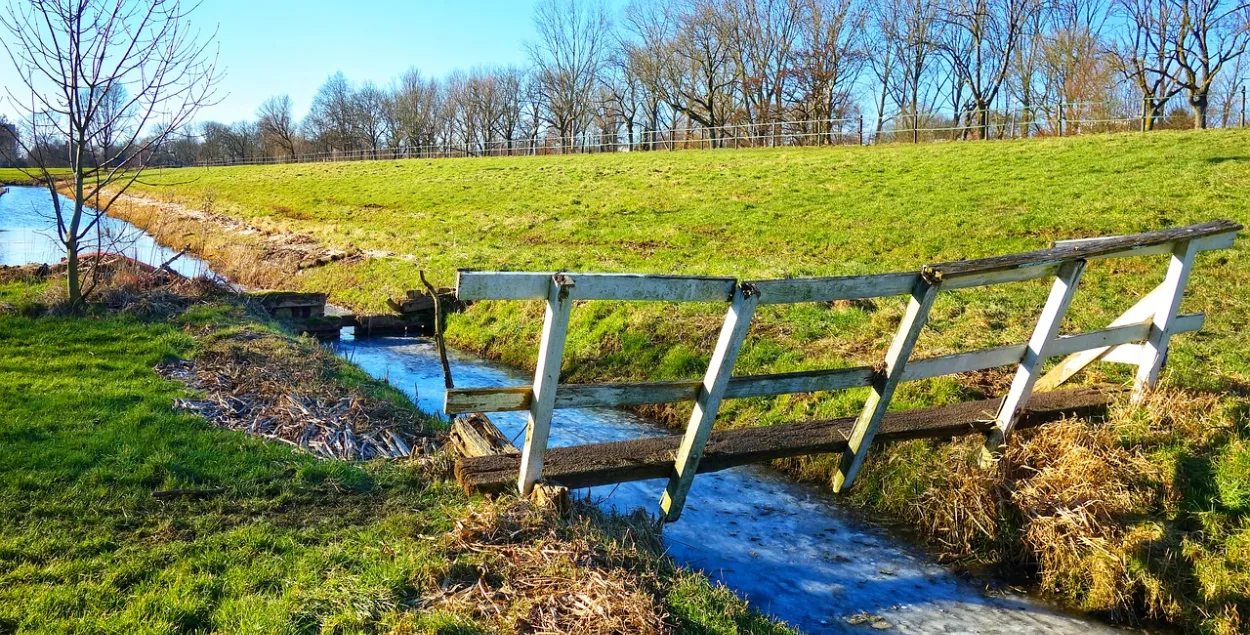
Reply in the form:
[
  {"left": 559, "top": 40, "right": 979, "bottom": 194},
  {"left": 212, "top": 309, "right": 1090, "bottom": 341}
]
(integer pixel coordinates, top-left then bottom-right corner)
[
  {"left": 747, "top": 272, "right": 920, "bottom": 304},
  {"left": 444, "top": 313, "right": 1203, "bottom": 414},
  {"left": 456, "top": 271, "right": 737, "bottom": 302}
]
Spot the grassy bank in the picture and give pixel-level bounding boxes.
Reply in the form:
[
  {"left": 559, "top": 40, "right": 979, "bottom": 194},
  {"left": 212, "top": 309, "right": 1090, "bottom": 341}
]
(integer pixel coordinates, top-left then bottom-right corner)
[
  {"left": 0, "top": 270, "right": 791, "bottom": 634},
  {"left": 117, "top": 129, "right": 1250, "bottom": 631}
]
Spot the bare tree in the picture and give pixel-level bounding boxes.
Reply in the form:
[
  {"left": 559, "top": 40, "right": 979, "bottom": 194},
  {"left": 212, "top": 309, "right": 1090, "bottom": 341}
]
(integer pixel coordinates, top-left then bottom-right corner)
[
  {"left": 880, "top": 0, "right": 944, "bottom": 141},
  {"left": 941, "top": 0, "right": 1037, "bottom": 139},
  {"left": 1113, "top": 0, "right": 1185, "bottom": 129},
  {"left": 0, "top": 114, "right": 18, "bottom": 166},
  {"left": 353, "top": 81, "right": 391, "bottom": 157},
  {"left": 789, "top": 0, "right": 867, "bottom": 141},
  {"left": 529, "top": 0, "right": 612, "bottom": 148},
  {"left": 305, "top": 72, "right": 356, "bottom": 153},
  {"left": 257, "top": 95, "right": 299, "bottom": 160},
  {"left": 726, "top": 0, "right": 804, "bottom": 134},
  {"left": 1168, "top": 0, "right": 1250, "bottom": 128},
  {"left": 390, "top": 67, "right": 442, "bottom": 155},
  {"left": 0, "top": 0, "right": 219, "bottom": 307}
]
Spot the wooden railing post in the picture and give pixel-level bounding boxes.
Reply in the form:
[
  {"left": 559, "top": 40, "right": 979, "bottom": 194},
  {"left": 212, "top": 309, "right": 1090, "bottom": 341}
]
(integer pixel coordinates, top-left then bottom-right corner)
[
  {"left": 981, "top": 259, "right": 1086, "bottom": 466},
  {"left": 517, "top": 274, "right": 576, "bottom": 495},
  {"left": 659, "top": 283, "right": 759, "bottom": 522},
  {"left": 833, "top": 278, "right": 940, "bottom": 492},
  {"left": 1133, "top": 239, "right": 1198, "bottom": 402}
]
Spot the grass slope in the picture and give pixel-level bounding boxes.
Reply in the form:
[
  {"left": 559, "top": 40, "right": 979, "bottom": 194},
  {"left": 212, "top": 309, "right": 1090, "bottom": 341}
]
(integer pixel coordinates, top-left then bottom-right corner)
[
  {"left": 119, "top": 129, "right": 1250, "bottom": 631},
  {"left": 0, "top": 278, "right": 792, "bottom": 634}
]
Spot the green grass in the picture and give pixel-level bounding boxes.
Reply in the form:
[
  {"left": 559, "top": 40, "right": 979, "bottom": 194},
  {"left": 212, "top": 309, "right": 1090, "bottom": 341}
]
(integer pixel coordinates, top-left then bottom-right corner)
[
  {"left": 0, "top": 167, "right": 70, "bottom": 185},
  {"left": 121, "top": 129, "right": 1250, "bottom": 631},
  {"left": 0, "top": 279, "right": 792, "bottom": 634}
]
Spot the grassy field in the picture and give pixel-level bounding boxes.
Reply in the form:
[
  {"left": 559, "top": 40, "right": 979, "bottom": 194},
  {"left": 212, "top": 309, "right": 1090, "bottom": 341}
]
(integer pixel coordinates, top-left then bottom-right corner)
[
  {"left": 0, "top": 274, "right": 791, "bottom": 634},
  {"left": 116, "top": 129, "right": 1250, "bottom": 631},
  {"left": 0, "top": 167, "right": 70, "bottom": 185}
]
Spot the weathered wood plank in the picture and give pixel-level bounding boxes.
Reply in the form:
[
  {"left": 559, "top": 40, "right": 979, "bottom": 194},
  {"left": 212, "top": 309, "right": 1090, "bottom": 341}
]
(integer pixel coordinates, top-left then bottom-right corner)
[
  {"left": 834, "top": 279, "right": 940, "bottom": 493},
  {"left": 660, "top": 284, "right": 759, "bottom": 522},
  {"left": 1133, "top": 239, "right": 1199, "bottom": 402},
  {"left": 982, "top": 260, "right": 1086, "bottom": 465},
  {"left": 1052, "top": 230, "right": 1236, "bottom": 257},
  {"left": 449, "top": 413, "right": 520, "bottom": 458},
  {"left": 748, "top": 272, "right": 920, "bottom": 304},
  {"left": 922, "top": 220, "right": 1241, "bottom": 287},
  {"left": 444, "top": 313, "right": 1203, "bottom": 415},
  {"left": 444, "top": 367, "right": 876, "bottom": 414},
  {"left": 456, "top": 385, "right": 1123, "bottom": 492},
  {"left": 456, "top": 271, "right": 737, "bottom": 302},
  {"left": 517, "top": 275, "right": 575, "bottom": 495}
]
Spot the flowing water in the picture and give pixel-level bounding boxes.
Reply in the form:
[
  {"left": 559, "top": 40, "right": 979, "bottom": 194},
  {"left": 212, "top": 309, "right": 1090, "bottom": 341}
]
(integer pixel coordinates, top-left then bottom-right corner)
[{"left": 1, "top": 185, "right": 1131, "bottom": 634}]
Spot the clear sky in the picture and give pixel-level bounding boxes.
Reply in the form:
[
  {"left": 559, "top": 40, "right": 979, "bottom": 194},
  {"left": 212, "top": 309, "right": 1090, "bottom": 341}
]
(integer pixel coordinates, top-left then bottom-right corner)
[{"left": 0, "top": 0, "right": 553, "bottom": 124}]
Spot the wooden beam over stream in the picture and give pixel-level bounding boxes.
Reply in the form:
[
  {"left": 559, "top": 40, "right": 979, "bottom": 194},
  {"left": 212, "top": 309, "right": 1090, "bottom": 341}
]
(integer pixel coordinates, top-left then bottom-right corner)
[{"left": 454, "top": 385, "right": 1121, "bottom": 493}]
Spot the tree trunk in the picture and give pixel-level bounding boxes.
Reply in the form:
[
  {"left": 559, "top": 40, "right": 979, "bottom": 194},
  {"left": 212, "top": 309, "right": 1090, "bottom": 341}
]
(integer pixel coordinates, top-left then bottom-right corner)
[
  {"left": 65, "top": 238, "right": 81, "bottom": 307},
  {"left": 1192, "top": 94, "right": 1208, "bottom": 129}
]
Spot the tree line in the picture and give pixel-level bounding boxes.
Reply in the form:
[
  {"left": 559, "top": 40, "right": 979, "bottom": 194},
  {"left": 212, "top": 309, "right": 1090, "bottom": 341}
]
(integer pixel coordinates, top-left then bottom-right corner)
[{"left": 11, "top": 0, "right": 1249, "bottom": 168}]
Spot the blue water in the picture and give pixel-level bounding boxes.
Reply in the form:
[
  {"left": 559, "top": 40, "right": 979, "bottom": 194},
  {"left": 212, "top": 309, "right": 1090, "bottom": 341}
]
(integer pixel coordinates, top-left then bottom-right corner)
[{"left": 0, "top": 186, "right": 212, "bottom": 278}]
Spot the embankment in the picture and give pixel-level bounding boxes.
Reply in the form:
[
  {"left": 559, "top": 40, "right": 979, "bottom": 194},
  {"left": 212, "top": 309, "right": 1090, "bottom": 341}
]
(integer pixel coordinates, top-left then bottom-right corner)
[{"left": 112, "top": 132, "right": 1250, "bottom": 632}]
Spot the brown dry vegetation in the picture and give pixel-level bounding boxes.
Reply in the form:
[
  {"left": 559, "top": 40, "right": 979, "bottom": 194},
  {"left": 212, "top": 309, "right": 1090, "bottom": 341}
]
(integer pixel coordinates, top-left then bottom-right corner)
[{"left": 831, "top": 388, "right": 1248, "bottom": 633}]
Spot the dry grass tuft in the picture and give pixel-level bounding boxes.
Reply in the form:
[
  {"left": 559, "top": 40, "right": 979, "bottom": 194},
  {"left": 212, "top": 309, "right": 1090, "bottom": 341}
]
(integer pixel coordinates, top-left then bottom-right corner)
[
  {"left": 1001, "top": 417, "right": 1166, "bottom": 617},
  {"left": 426, "top": 499, "right": 672, "bottom": 635},
  {"left": 851, "top": 387, "right": 1248, "bottom": 628}
]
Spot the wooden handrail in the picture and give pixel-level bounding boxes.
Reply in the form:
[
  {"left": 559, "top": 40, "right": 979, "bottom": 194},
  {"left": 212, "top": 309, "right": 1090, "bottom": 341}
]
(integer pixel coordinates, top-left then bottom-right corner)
[
  {"left": 447, "top": 219, "right": 1240, "bottom": 522},
  {"left": 921, "top": 219, "right": 1241, "bottom": 287}
]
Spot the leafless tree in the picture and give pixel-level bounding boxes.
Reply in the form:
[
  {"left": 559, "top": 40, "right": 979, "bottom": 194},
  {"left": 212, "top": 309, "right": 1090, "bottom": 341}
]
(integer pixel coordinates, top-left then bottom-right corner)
[
  {"left": 353, "top": 81, "right": 391, "bottom": 157},
  {"left": 305, "top": 72, "right": 356, "bottom": 153},
  {"left": 529, "top": 0, "right": 612, "bottom": 149},
  {"left": 1113, "top": 0, "right": 1186, "bottom": 129},
  {"left": 941, "top": 0, "right": 1037, "bottom": 139},
  {"left": 257, "top": 95, "right": 299, "bottom": 160},
  {"left": 788, "top": 0, "right": 867, "bottom": 140},
  {"left": 1168, "top": 0, "right": 1250, "bottom": 128},
  {"left": 880, "top": 0, "right": 944, "bottom": 141},
  {"left": 390, "top": 67, "right": 442, "bottom": 155},
  {"left": 0, "top": 0, "right": 219, "bottom": 307}
]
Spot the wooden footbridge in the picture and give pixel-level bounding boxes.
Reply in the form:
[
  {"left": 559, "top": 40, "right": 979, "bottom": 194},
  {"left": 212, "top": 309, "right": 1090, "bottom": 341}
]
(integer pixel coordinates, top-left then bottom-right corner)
[{"left": 444, "top": 220, "right": 1241, "bottom": 522}]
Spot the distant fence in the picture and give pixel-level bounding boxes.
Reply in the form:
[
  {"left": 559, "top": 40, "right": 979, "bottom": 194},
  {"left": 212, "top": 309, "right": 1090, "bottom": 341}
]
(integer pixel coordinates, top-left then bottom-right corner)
[
  {"left": 444, "top": 220, "right": 1241, "bottom": 523},
  {"left": 188, "top": 97, "right": 1247, "bottom": 169}
]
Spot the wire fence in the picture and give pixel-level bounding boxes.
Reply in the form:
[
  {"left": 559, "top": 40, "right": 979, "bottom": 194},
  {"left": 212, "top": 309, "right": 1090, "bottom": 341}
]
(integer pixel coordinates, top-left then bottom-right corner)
[{"left": 186, "top": 99, "right": 1245, "bottom": 169}]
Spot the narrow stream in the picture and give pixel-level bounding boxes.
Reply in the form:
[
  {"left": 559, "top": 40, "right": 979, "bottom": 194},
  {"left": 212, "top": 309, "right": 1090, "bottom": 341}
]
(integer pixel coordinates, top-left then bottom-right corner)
[{"left": 1, "top": 185, "right": 1128, "bottom": 634}]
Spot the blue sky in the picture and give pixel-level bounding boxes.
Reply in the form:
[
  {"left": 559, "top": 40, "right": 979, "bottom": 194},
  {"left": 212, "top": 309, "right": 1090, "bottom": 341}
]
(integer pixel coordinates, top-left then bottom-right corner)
[
  {"left": 192, "top": 0, "right": 541, "bottom": 122},
  {"left": 0, "top": 0, "right": 562, "bottom": 124}
]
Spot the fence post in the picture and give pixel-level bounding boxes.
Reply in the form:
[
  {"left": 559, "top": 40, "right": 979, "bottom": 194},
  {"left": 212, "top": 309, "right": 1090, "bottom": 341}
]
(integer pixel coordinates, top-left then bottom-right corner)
[
  {"left": 858, "top": 116, "right": 864, "bottom": 145},
  {"left": 516, "top": 274, "right": 576, "bottom": 495},
  {"left": 660, "top": 283, "right": 758, "bottom": 522},
  {"left": 833, "top": 278, "right": 940, "bottom": 492},
  {"left": 981, "top": 259, "right": 1086, "bottom": 466},
  {"left": 1241, "top": 86, "right": 1246, "bottom": 128},
  {"left": 1132, "top": 239, "right": 1198, "bottom": 402}
]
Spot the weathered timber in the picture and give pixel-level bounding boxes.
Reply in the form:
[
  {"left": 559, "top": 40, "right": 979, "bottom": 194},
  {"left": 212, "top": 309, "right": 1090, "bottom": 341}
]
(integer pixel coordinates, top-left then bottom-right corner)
[
  {"left": 353, "top": 313, "right": 435, "bottom": 337},
  {"left": 456, "top": 270, "right": 738, "bottom": 302},
  {"left": 449, "top": 413, "right": 570, "bottom": 511},
  {"left": 456, "top": 384, "right": 1122, "bottom": 493},
  {"left": 449, "top": 413, "right": 519, "bottom": 457},
  {"left": 249, "top": 291, "right": 327, "bottom": 318},
  {"left": 921, "top": 220, "right": 1241, "bottom": 287},
  {"left": 388, "top": 295, "right": 436, "bottom": 314}
]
